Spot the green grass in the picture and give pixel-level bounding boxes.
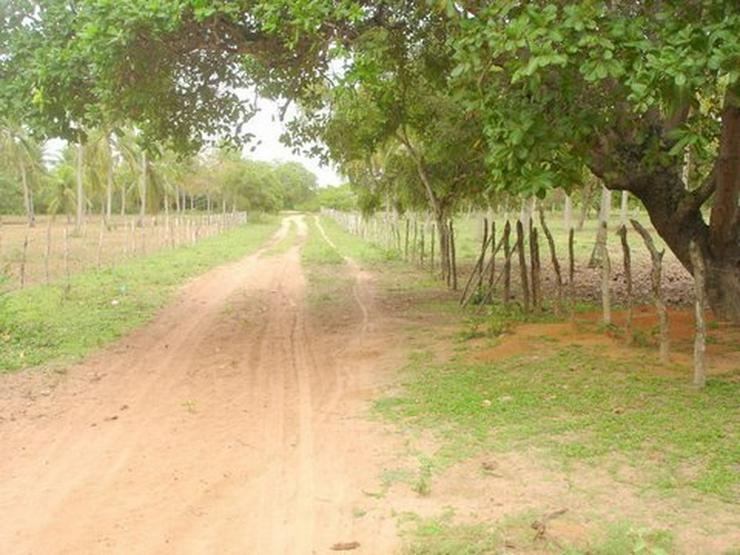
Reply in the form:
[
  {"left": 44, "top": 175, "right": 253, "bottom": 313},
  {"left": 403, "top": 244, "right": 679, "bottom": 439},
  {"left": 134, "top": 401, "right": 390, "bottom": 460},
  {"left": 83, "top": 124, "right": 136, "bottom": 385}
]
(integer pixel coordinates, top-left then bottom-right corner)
[
  {"left": 400, "top": 511, "right": 675, "bottom": 555},
  {"left": 316, "top": 215, "right": 401, "bottom": 265},
  {"left": 0, "top": 216, "right": 279, "bottom": 373},
  {"left": 400, "top": 514, "right": 501, "bottom": 555},
  {"left": 376, "top": 339, "right": 740, "bottom": 500},
  {"left": 299, "top": 215, "right": 354, "bottom": 307},
  {"left": 301, "top": 216, "right": 344, "bottom": 265},
  {"left": 264, "top": 219, "right": 297, "bottom": 255}
]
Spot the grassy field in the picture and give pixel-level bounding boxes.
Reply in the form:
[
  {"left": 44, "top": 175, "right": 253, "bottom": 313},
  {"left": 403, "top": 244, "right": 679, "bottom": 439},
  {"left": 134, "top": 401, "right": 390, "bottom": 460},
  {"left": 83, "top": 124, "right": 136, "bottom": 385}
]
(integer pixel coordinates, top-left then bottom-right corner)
[
  {"left": 325, "top": 207, "right": 699, "bottom": 313},
  {"left": 315, "top": 213, "right": 740, "bottom": 555},
  {"left": 0, "top": 215, "right": 278, "bottom": 373},
  {"left": 0, "top": 212, "right": 245, "bottom": 292},
  {"left": 376, "top": 338, "right": 739, "bottom": 499},
  {"left": 449, "top": 209, "right": 676, "bottom": 266}
]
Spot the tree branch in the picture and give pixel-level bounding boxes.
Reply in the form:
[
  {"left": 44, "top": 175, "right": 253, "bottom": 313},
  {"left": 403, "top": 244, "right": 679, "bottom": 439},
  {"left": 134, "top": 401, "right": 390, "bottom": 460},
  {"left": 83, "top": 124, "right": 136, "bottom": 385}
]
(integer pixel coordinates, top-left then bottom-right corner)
[{"left": 675, "top": 166, "right": 717, "bottom": 222}]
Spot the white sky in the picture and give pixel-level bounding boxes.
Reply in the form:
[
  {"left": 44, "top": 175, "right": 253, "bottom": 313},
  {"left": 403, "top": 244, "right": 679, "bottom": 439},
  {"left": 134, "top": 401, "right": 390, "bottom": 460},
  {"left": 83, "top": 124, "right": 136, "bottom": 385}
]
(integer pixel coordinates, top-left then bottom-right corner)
[
  {"left": 241, "top": 98, "right": 342, "bottom": 187},
  {"left": 44, "top": 97, "right": 344, "bottom": 188}
]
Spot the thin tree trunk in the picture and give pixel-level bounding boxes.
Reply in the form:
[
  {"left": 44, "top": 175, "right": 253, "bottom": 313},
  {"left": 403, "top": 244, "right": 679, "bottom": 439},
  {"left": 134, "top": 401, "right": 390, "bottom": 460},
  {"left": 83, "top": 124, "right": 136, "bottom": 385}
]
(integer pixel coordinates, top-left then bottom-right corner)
[
  {"left": 476, "top": 217, "right": 488, "bottom": 293},
  {"left": 19, "top": 162, "right": 35, "bottom": 228},
  {"left": 468, "top": 233, "right": 507, "bottom": 308},
  {"left": 412, "top": 216, "right": 418, "bottom": 262},
  {"left": 597, "top": 222, "right": 611, "bottom": 325},
  {"left": 404, "top": 218, "right": 410, "bottom": 261},
  {"left": 539, "top": 209, "right": 563, "bottom": 314},
  {"left": 105, "top": 137, "right": 113, "bottom": 224},
  {"left": 75, "top": 142, "right": 85, "bottom": 232},
  {"left": 689, "top": 240, "right": 707, "bottom": 388},
  {"left": 631, "top": 219, "right": 670, "bottom": 363},
  {"left": 619, "top": 191, "right": 629, "bottom": 226},
  {"left": 449, "top": 219, "right": 457, "bottom": 290},
  {"left": 516, "top": 220, "right": 530, "bottom": 313},
  {"left": 63, "top": 224, "right": 71, "bottom": 295},
  {"left": 568, "top": 228, "right": 575, "bottom": 287},
  {"left": 96, "top": 215, "right": 105, "bottom": 269},
  {"left": 19, "top": 228, "right": 29, "bottom": 288},
  {"left": 488, "top": 220, "right": 497, "bottom": 287},
  {"left": 530, "top": 224, "right": 541, "bottom": 310},
  {"left": 563, "top": 193, "right": 573, "bottom": 230},
  {"left": 520, "top": 197, "right": 534, "bottom": 232},
  {"left": 577, "top": 182, "right": 593, "bottom": 231},
  {"left": 430, "top": 222, "right": 435, "bottom": 274},
  {"left": 174, "top": 187, "right": 181, "bottom": 213},
  {"left": 589, "top": 187, "right": 612, "bottom": 267},
  {"left": 617, "top": 225, "right": 633, "bottom": 340},
  {"left": 503, "top": 221, "right": 512, "bottom": 306},
  {"left": 138, "top": 151, "right": 147, "bottom": 226},
  {"left": 461, "top": 229, "right": 494, "bottom": 305},
  {"left": 44, "top": 218, "right": 52, "bottom": 283}
]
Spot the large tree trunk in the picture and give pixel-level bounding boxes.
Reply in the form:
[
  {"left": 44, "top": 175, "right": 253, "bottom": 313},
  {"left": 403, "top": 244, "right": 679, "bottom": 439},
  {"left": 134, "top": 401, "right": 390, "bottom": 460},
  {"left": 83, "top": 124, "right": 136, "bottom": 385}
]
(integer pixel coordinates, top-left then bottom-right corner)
[
  {"left": 397, "top": 128, "right": 452, "bottom": 286},
  {"left": 589, "top": 93, "right": 739, "bottom": 323},
  {"left": 598, "top": 167, "right": 739, "bottom": 323}
]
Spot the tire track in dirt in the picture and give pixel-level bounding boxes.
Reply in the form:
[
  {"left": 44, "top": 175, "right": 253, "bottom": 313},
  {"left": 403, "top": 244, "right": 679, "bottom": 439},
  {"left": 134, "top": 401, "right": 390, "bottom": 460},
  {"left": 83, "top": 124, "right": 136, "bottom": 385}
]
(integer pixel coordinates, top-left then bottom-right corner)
[
  {"left": 314, "top": 214, "right": 371, "bottom": 336},
  {"left": 0, "top": 214, "right": 407, "bottom": 554}
]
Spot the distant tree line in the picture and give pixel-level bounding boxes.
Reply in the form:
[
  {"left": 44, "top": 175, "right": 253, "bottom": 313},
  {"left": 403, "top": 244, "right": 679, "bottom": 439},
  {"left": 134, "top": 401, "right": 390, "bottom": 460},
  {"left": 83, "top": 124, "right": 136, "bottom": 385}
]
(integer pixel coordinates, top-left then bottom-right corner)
[{"left": 0, "top": 126, "right": 323, "bottom": 224}]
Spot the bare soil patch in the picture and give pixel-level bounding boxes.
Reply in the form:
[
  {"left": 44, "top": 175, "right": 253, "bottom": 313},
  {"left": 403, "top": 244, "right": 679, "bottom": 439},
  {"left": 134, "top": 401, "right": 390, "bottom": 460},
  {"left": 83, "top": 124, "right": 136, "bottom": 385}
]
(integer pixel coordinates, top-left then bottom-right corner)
[{"left": 0, "top": 215, "right": 409, "bottom": 554}]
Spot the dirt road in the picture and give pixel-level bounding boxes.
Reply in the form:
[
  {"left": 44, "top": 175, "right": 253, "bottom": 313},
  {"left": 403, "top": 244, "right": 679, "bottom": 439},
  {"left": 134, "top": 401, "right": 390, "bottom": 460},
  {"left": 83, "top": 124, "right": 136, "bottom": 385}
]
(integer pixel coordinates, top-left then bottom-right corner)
[{"left": 0, "top": 215, "right": 405, "bottom": 554}]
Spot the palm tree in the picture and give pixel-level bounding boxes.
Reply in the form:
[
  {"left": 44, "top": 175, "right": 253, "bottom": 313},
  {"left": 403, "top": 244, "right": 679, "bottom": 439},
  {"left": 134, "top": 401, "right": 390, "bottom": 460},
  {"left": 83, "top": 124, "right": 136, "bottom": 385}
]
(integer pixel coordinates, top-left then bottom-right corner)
[
  {"left": 0, "top": 121, "right": 43, "bottom": 227},
  {"left": 115, "top": 129, "right": 150, "bottom": 225},
  {"left": 85, "top": 128, "right": 117, "bottom": 224},
  {"left": 47, "top": 154, "right": 77, "bottom": 221}
]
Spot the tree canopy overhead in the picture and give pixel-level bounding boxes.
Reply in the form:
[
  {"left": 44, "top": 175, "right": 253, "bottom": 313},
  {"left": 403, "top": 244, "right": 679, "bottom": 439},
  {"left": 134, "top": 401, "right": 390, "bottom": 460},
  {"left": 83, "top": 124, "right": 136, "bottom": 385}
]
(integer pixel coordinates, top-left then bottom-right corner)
[{"left": 1, "top": 0, "right": 738, "bottom": 320}]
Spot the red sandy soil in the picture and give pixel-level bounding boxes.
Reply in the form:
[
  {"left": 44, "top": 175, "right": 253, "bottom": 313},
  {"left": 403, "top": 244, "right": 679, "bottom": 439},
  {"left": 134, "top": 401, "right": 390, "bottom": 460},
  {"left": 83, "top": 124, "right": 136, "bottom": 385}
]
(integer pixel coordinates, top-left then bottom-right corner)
[
  {"left": 0, "top": 215, "right": 407, "bottom": 554},
  {"left": 1, "top": 215, "right": 737, "bottom": 554}
]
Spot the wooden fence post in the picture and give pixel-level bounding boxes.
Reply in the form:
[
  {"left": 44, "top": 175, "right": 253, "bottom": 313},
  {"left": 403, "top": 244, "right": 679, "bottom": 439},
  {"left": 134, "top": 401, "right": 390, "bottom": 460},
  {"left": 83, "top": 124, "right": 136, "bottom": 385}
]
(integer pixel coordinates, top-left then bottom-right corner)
[
  {"left": 488, "top": 220, "right": 497, "bottom": 287},
  {"left": 476, "top": 218, "right": 489, "bottom": 293},
  {"left": 568, "top": 227, "right": 575, "bottom": 291},
  {"left": 631, "top": 219, "right": 669, "bottom": 363},
  {"left": 539, "top": 209, "right": 563, "bottom": 314},
  {"left": 449, "top": 220, "right": 457, "bottom": 290},
  {"left": 516, "top": 220, "right": 530, "bottom": 313},
  {"left": 597, "top": 222, "right": 611, "bottom": 325},
  {"left": 503, "top": 221, "right": 512, "bottom": 306},
  {"left": 530, "top": 225, "right": 541, "bottom": 310}
]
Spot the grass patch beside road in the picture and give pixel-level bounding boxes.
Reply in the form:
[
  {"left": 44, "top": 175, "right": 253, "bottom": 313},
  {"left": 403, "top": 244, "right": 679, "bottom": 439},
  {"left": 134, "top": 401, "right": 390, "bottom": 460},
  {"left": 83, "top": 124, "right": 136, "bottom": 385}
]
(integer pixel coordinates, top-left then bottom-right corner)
[
  {"left": 377, "top": 337, "right": 740, "bottom": 500},
  {"left": 316, "top": 215, "right": 400, "bottom": 265},
  {"left": 0, "top": 216, "right": 279, "bottom": 373},
  {"left": 399, "top": 510, "right": 675, "bottom": 555}
]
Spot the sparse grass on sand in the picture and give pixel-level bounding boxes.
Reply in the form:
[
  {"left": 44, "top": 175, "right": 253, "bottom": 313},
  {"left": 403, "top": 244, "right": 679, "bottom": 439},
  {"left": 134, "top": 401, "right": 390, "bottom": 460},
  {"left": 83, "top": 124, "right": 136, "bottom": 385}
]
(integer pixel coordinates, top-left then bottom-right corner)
[
  {"left": 377, "top": 334, "right": 739, "bottom": 498},
  {"left": 0, "top": 216, "right": 279, "bottom": 373}
]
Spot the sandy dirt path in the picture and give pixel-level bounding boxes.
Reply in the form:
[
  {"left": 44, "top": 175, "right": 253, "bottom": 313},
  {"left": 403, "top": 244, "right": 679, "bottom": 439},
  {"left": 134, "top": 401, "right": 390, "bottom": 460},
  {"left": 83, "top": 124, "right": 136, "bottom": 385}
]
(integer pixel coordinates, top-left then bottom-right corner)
[{"left": 0, "top": 215, "right": 404, "bottom": 554}]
